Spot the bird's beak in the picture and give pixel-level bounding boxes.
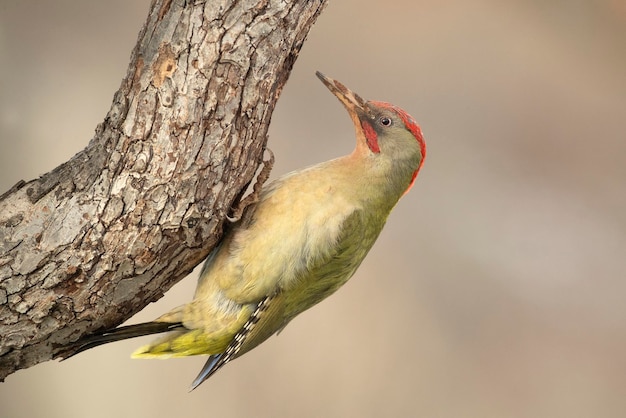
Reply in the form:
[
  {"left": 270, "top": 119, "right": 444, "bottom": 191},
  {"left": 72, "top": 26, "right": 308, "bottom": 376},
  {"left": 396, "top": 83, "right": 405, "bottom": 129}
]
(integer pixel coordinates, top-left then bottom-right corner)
[
  {"left": 316, "top": 71, "right": 380, "bottom": 154},
  {"left": 316, "top": 71, "right": 373, "bottom": 119}
]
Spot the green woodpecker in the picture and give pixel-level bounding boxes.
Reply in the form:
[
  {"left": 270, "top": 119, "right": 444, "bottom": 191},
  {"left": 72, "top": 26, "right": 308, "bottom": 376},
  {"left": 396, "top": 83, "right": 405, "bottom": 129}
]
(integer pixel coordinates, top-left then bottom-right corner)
[{"left": 69, "top": 72, "right": 426, "bottom": 390}]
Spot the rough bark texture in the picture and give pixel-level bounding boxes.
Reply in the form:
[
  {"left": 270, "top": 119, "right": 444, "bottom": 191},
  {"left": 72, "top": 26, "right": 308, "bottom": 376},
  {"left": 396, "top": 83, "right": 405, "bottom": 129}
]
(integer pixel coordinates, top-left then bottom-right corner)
[{"left": 0, "top": 0, "right": 327, "bottom": 380}]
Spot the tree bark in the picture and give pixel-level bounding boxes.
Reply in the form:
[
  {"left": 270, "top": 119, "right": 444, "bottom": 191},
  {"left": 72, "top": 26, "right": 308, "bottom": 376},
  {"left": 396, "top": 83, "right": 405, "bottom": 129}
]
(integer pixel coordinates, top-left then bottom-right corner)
[{"left": 0, "top": 0, "right": 327, "bottom": 380}]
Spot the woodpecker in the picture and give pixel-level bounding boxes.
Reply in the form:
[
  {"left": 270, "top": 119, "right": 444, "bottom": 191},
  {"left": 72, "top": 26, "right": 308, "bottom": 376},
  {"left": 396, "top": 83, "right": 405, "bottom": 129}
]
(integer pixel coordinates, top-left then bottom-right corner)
[{"left": 68, "top": 72, "right": 426, "bottom": 390}]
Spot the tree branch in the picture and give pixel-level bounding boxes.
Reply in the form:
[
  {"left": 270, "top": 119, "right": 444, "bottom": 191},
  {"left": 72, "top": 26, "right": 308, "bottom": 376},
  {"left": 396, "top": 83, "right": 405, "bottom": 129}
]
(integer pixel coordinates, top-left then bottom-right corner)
[{"left": 0, "top": 0, "right": 327, "bottom": 380}]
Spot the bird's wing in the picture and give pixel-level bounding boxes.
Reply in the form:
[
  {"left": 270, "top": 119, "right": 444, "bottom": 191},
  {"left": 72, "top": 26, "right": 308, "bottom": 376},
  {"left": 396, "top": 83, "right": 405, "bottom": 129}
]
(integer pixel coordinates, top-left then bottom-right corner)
[
  {"left": 190, "top": 208, "right": 376, "bottom": 386},
  {"left": 236, "top": 209, "right": 374, "bottom": 352},
  {"left": 278, "top": 207, "right": 373, "bottom": 319}
]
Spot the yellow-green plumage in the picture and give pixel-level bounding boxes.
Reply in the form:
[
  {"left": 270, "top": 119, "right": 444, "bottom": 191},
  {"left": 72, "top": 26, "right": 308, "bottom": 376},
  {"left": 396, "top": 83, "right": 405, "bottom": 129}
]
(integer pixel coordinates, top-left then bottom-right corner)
[
  {"left": 133, "top": 158, "right": 406, "bottom": 354},
  {"left": 69, "top": 72, "right": 426, "bottom": 389}
]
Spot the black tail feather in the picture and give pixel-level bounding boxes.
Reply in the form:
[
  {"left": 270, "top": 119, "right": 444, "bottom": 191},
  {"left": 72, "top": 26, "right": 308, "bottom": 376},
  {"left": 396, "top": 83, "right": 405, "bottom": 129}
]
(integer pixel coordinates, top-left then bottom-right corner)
[
  {"left": 62, "top": 321, "right": 184, "bottom": 360},
  {"left": 190, "top": 354, "right": 225, "bottom": 391}
]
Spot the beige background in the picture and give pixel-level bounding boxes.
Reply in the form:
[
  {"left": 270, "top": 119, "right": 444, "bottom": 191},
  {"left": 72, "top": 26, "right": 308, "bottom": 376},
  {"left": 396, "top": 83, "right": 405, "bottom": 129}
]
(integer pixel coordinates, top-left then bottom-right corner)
[{"left": 1, "top": 1, "right": 625, "bottom": 417}]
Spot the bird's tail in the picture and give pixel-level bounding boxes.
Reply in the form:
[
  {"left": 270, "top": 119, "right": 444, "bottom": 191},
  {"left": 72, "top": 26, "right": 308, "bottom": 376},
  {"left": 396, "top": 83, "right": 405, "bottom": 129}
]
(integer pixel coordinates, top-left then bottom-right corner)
[{"left": 61, "top": 321, "right": 184, "bottom": 360}]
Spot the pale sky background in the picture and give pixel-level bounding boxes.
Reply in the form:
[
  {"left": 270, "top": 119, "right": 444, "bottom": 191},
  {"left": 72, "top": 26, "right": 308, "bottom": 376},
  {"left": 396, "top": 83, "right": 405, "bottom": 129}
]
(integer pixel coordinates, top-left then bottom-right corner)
[{"left": 1, "top": 1, "right": 625, "bottom": 417}]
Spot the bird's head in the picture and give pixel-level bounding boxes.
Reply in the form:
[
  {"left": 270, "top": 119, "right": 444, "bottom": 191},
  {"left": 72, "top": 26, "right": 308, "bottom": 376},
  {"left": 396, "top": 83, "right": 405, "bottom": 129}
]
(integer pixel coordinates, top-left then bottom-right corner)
[{"left": 316, "top": 71, "right": 426, "bottom": 195}]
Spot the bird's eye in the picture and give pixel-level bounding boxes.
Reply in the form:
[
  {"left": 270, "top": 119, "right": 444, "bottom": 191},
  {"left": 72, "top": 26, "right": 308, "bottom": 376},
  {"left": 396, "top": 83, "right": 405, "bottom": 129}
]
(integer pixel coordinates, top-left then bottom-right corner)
[{"left": 379, "top": 117, "right": 392, "bottom": 127}]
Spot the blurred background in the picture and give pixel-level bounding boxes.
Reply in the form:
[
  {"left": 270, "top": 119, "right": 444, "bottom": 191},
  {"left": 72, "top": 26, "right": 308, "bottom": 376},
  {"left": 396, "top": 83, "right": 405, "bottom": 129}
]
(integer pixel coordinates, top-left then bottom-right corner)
[{"left": 1, "top": 0, "right": 625, "bottom": 417}]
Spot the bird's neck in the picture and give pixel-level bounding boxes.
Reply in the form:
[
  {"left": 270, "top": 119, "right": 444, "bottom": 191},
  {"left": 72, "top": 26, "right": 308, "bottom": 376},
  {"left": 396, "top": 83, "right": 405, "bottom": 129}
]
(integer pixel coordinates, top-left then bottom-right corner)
[{"left": 331, "top": 151, "right": 415, "bottom": 213}]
